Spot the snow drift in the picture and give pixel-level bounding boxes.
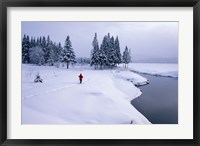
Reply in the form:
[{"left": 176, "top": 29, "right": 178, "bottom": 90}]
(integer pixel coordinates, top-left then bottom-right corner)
[
  {"left": 127, "top": 63, "right": 178, "bottom": 78},
  {"left": 22, "top": 64, "right": 151, "bottom": 124}
]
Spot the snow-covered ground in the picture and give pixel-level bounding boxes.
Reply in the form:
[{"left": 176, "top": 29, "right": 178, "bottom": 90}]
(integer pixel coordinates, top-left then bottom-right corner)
[
  {"left": 126, "top": 63, "right": 178, "bottom": 78},
  {"left": 22, "top": 64, "right": 150, "bottom": 124}
]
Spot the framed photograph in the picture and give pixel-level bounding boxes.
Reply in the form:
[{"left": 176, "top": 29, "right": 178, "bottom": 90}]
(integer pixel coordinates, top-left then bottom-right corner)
[{"left": 0, "top": 0, "right": 199, "bottom": 145}]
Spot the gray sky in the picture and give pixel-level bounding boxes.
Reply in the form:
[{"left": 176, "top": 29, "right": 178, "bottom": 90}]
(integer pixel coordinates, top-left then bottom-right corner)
[{"left": 22, "top": 21, "right": 178, "bottom": 63}]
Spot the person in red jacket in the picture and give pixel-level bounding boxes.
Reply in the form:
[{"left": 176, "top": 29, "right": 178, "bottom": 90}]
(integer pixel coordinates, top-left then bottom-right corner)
[{"left": 79, "top": 73, "right": 83, "bottom": 84}]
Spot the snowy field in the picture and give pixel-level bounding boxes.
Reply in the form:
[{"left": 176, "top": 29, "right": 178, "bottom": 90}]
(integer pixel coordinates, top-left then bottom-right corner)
[
  {"left": 126, "top": 63, "right": 178, "bottom": 78},
  {"left": 22, "top": 64, "right": 150, "bottom": 124}
]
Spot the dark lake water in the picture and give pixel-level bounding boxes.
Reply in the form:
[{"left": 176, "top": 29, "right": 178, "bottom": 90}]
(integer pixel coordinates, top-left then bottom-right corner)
[{"left": 131, "top": 73, "right": 178, "bottom": 124}]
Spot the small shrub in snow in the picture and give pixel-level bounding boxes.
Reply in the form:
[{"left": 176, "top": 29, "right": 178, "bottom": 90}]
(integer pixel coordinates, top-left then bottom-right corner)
[{"left": 34, "top": 72, "right": 43, "bottom": 83}]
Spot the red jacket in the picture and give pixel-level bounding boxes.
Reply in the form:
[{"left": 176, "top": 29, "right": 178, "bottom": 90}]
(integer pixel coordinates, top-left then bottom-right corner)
[{"left": 79, "top": 74, "right": 83, "bottom": 80}]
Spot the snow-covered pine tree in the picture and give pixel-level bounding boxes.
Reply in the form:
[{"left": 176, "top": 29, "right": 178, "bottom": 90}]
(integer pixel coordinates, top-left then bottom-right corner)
[
  {"left": 22, "top": 34, "right": 30, "bottom": 63},
  {"left": 39, "top": 37, "right": 42, "bottom": 46},
  {"left": 98, "top": 45, "right": 107, "bottom": 69},
  {"left": 29, "top": 46, "right": 45, "bottom": 65},
  {"left": 90, "top": 33, "right": 100, "bottom": 69},
  {"left": 100, "top": 35, "right": 107, "bottom": 56},
  {"left": 32, "top": 37, "right": 36, "bottom": 48},
  {"left": 47, "top": 35, "right": 50, "bottom": 45},
  {"left": 36, "top": 37, "right": 40, "bottom": 46},
  {"left": 122, "top": 46, "right": 131, "bottom": 68},
  {"left": 106, "top": 33, "right": 111, "bottom": 67},
  {"left": 22, "top": 34, "right": 27, "bottom": 63},
  {"left": 114, "top": 36, "right": 122, "bottom": 65},
  {"left": 54, "top": 42, "right": 62, "bottom": 63},
  {"left": 107, "top": 36, "right": 116, "bottom": 67},
  {"left": 41, "top": 36, "right": 48, "bottom": 63},
  {"left": 34, "top": 37, "right": 36, "bottom": 47},
  {"left": 30, "top": 37, "right": 34, "bottom": 48},
  {"left": 101, "top": 34, "right": 111, "bottom": 67},
  {"left": 47, "top": 41, "right": 55, "bottom": 66},
  {"left": 41, "top": 36, "right": 46, "bottom": 48},
  {"left": 42, "top": 36, "right": 52, "bottom": 64},
  {"left": 60, "top": 36, "right": 76, "bottom": 69},
  {"left": 47, "top": 41, "right": 62, "bottom": 65}
]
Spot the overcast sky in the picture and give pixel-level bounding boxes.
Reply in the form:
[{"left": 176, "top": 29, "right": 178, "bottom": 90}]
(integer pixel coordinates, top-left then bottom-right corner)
[{"left": 22, "top": 21, "right": 178, "bottom": 63}]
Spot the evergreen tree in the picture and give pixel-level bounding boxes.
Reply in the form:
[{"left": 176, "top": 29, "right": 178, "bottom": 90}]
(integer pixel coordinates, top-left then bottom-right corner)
[
  {"left": 30, "top": 37, "right": 34, "bottom": 48},
  {"left": 47, "top": 42, "right": 62, "bottom": 65},
  {"left": 30, "top": 37, "right": 36, "bottom": 48},
  {"left": 58, "top": 42, "right": 62, "bottom": 48},
  {"left": 22, "top": 34, "right": 27, "bottom": 63},
  {"left": 47, "top": 41, "right": 55, "bottom": 66},
  {"left": 101, "top": 34, "right": 110, "bottom": 66},
  {"left": 42, "top": 36, "right": 51, "bottom": 63},
  {"left": 114, "top": 36, "right": 122, "bottom": 65},
  {"left": 122, "top": 46, "right": 131, "bottom": 68},
  {"left": 33, "top": 37, "right": 36, "bottom": 47},
  {"left": 60, "top": 36, "right": 76, "bottom": 69},
  {"left": 22, "top": 34, "right": 30, "bottom": 63},
  {"left": 25, "top": 35, "right": 64, "bottom": 66},
  {"left": 90, "top": 33, "right": 100, "bottom": 69},
  {"left": 101, "top": 35, "right": 107, "bottom": 56},
  {"left": 77, "top": 57, "right": 90, "bottom": 65},
  {"left": 47, "top": 35, "right": 51, "bottom": 46},
  {"left": 98, "top": 45, "right": 107, "bottom": 69},
  {"left": 96, "top": 33, "right": 123, "bottom": 69},
  {"left": 55, "top": 42, "right": 62, "bottom": 63},
  {"left": 36, "top": 37, "right": 40, "bottom": 46},
  {"left": 39, "top": 36, "right": 42, "bottom": 46},
  {"left": 29, "top": 46, "right": 45, "bottom": 65},
  {"left": 41, "top": 36, "right": 46, "bottom": 48},
  {"left": 107, "top": 36, "right": 116, "bottom": 67}
]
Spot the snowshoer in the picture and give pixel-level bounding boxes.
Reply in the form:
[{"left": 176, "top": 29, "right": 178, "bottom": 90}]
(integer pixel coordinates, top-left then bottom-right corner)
[{"left": 79, "top": 73, "right": 83, "bottom": 84}]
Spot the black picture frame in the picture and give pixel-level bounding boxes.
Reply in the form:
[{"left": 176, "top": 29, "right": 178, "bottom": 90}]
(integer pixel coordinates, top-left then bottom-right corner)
[{"left": 0, "top": 0, "right": 199, "bottom": 145}]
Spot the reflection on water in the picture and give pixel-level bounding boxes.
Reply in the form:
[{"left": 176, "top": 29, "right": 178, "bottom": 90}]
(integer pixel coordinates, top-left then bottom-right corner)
[{"left": 131, "top": 74, "right": 178, "bottom": 124}]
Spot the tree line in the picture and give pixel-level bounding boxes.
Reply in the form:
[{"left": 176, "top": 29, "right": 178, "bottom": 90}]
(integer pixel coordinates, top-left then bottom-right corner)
[
  {"left": 22, "top": 33, "right": 131, "bottom": 69},
  {"left": 22, "top": 35, "right": 76, "bottom": 68},
  {"left": 90, "top": 33, "right": 131, "bottom": 69}
]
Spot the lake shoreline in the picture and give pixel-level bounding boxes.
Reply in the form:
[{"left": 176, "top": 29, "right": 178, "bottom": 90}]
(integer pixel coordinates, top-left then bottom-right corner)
[{"left": 131, "top": 72, "right": 178, "bottom": 124}]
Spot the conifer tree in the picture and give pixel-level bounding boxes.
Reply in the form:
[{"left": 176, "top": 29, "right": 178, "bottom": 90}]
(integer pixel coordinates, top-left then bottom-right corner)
[
  {"left": 107, "top": 36, "right": 116, "bottom": 67},
  {"left": 47, "top": 41, "right": 55, "bottom": 66},
  {"left": 39, "top": 37, "right": 42, "bottom": 46},
  {"left": 42, "top": 36, "right": 52, "bottom": 63},
  {"left": 47, "top": 35, "right": 51, "bottom": 46},
  {"left": 33, "top": 37, "right": 36, "bottom": 47},
  {"left": 60, "top": 36, "right": 76, "bottom": 69},
  {"left": 98, "top": 45, "right": 107, "bottom": 69},
  {"left": 94, "top": 33, "right": 122, "bottom": 69},
  {"left": 41, "top": 36, "right": 46, "bottom": 48},
  {"left": 30, "top": 37, "right": 36, "bottom": 48},
  {"left": 36, "top": 37, "right": 40, "bottom": 46},
  {"left": 114, "top": 36, "right": 122, "bottom": 65},
  {"left": 22, "top": 34, "right": 30, "bottom": 63},
  {"left": 122, "top": 46, "right": 131, "bottom": 68},
  {"left": 101, "top": 34, "right": 110, "bottom": 67},
  {"left": 55, "top": 42, "right": 62, "bottom": 63},
  {"left": 90, "top": 33, "right": 100, "bottom": 69},
  {"left": 30, "top": 37, "right": 34, "bottom": 48},
  {"left": 46, "top": 40, "right": 62, "bottom": 65},
  {"left": 29, "top": 46, "right": 45, "bottom": 65}
]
